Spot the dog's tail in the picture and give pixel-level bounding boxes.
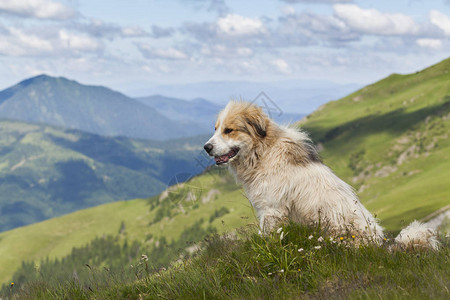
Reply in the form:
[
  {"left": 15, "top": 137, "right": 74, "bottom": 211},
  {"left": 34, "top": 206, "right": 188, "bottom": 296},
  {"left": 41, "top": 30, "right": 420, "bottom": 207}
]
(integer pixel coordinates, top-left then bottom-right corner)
[{"left": 394, "top": 220, "right": 440, "bottom": 250}]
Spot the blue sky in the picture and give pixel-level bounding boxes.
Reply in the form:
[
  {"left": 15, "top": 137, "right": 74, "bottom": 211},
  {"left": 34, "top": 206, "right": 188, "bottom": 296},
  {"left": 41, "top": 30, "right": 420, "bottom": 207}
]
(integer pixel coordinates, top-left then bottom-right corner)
[{"left": 0, "top": 0, "right": 449, "bottom": 96}]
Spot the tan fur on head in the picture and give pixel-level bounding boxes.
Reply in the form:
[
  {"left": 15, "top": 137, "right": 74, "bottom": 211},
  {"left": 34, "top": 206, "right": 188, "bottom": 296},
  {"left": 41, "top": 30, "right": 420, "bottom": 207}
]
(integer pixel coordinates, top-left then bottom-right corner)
[
  {"left": 218, "top": 101, "right": 269, "bottom": 139},
  {"left": 204, "top": 101, "right": 440, "bottom": 250}
]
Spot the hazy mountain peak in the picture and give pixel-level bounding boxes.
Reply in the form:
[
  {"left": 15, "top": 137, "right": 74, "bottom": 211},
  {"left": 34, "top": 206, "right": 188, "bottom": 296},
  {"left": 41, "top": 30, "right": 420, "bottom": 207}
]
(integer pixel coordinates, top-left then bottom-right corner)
[{"left": 0, "top": 75, "right": 208, "bottom": 140}]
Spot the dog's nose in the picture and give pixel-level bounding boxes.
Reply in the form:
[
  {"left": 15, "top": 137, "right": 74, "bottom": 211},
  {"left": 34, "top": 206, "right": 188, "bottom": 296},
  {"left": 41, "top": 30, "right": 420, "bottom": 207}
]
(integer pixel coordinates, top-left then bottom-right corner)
[{"left": 204, "top": 143, "right": 213, "bottom": 154}]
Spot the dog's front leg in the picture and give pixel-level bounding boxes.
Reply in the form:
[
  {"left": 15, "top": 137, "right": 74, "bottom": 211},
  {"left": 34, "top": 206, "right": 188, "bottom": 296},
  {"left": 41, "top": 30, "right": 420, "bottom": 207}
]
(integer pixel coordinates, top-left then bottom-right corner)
[{"left": 259, "top": 208, "right": 284, "bottom": 233}]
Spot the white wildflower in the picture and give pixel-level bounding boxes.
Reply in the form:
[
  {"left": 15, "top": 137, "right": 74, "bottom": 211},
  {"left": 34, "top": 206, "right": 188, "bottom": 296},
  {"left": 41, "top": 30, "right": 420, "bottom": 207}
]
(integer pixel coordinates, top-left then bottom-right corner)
[
  {"left": 298, "top": 248, "right": 304, "bottom": 252},
  {"left": 141, "top": 254, "right": 148, "bottom": 261},
  {"left": 329, "top": 237, "right": 334, "bottom": 242},
  {"left": 280, "top": 231, "right": 284, "bottom": 240},
  {"left": 279, "top": 269, "right": 284, "bottom": 273},
  {"left": 277, "top": 227, "right": 283, "bottom": 234},
  {"left": 317, "top": 236, "right": 324, "bottom": 242},
  {"left": 308, "top": 235, "right": 313, "bottom": 240},
  {"left": 314, "top": 246, "right": 321, "bottom": 250},
  {"left": 268, "top": 272, "right": 273, "bottom": 276}
]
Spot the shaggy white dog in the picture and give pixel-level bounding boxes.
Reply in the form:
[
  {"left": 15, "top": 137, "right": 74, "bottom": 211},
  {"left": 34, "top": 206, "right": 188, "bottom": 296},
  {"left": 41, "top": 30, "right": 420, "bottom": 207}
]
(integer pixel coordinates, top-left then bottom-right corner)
[{"left": 204, "top": 101, "right": 439, "bottom": 249}]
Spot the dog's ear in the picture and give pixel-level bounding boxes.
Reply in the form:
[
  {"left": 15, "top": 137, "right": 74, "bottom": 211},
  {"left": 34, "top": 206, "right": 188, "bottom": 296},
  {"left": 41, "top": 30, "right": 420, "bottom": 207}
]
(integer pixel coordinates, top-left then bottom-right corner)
[
  {"left": 246, "top": 117, "right": 267, "bottom": 137},
  {"left": 243, "top": 106, "right": 267, "bottom": 138}
]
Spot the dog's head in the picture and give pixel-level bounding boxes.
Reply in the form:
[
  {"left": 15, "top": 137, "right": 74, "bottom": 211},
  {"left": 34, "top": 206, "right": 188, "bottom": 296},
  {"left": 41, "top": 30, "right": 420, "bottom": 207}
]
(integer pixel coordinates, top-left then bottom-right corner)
[{"left": 204, "top": 101, "right": 269, "bottom": 165}]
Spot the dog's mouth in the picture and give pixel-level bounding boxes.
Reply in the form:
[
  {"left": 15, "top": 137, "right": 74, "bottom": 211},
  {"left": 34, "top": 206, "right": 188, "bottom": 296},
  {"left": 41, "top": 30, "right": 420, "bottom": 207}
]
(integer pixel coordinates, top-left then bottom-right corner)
[{"left": 214, "top": 148, "right": 239, "bottom": 165}]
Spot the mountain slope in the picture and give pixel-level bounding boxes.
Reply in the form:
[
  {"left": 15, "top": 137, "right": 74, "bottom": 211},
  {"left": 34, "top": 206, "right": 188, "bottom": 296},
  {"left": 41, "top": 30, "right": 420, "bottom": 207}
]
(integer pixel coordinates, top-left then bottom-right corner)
[
  {"left": 0, "top": 168, "right": 253, "bottom": 284},
  {"left": 301, "top": 57, "right": 450, "bottom": 230},
  {"left": 0, "top": 75, "right": 206, "bottom": 140},
  {"left": 0, "top": 119, "right": 209, "bottom": 232}
]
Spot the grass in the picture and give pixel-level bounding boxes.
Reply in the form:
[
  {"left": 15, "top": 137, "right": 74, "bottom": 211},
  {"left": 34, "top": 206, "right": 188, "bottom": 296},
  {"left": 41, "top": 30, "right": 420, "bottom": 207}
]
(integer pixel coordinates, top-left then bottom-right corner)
[{"left": 7, "top": 222, "right": 450, "bottom": 299}]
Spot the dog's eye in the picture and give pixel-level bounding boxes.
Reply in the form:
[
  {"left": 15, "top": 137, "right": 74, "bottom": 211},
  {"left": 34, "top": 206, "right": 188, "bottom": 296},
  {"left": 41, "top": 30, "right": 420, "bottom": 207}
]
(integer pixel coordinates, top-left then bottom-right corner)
[
  {"left": 224, "top": 128, "right": 233, "bottom": 134},
  {"left": 214, "top": 127, "right": 217, "bottom": 131}
]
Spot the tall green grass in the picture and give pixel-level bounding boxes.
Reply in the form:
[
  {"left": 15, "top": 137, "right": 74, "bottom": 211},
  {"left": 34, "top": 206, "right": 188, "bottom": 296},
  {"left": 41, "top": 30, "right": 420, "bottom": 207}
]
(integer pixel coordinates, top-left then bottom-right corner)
[{"left": 7, "top": 222, "right": 449, "bottom": 299}]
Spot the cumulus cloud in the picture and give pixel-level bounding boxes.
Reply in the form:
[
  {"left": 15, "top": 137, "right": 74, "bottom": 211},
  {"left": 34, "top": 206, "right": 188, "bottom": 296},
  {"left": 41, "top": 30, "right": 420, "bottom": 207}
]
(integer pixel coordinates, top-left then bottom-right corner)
[
  {"left": 58, "top": 30, "right": 101, "bottom": 51},
  {"left": 217, "top": 14, "right": 267, "bottom": 37},
  {"left": 280, "top": 6, "right": 296, "bottom": 16},
  {"left": 0, "top": 26, "right": 101, "bottom": 56},
  {"left": 73, "top": 19, "right": 148, "bottom": 40},
  {"left": 416, "top": 38, "right": 442, "bottom": 49},
  {"left": 183, "top": 14, "right": 268, "bottom": 47},
  {"left": 429, "top": 10, "right": 450, "bottom": 36},
  {"left": 334, "top": 4, "right": 420, "bottom": 35},
  {"left": 272, "top": 58, "right": 291, "bottom": 74},
  {"left": 0, "top": 0, "right": 76, "bottom": 20},
  {"left": 200, "top": 44, "right": 253, "bottom": 58},
  {"left": 137, "top": 44, "right": 189, "bottom": 60},
  {"left": 276, "top": 11, "right": 357, "bottom": 47}
]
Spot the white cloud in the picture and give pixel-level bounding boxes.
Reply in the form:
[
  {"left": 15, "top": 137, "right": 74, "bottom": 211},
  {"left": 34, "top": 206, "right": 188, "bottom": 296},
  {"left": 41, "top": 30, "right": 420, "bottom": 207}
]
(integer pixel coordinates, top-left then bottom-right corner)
[
  {"left": 334, "top": 4, "right": 420, "bottom": 35},
  {"left": 0, "top": 26, "right": 101, "bottom": 56},
  {"left": 281, "top": 6, "right": 296, "bottom": 16},
  {"left": 0, "top": 27, "right": 53, "bottom": 56},
  {"left": 217, "top": 14, "right": 267, "bottom": 36},
  {"left": 138, "top": 44, "right": 188, "bottom": 60},
  {"left": 275, "top": 12, "right": 355, "bottom": 47},
  {"left": 200, "top": 44, "right": 253, "bottom": 57},
  {"left": 0, "top": 0, "right": 75, "bottom": 20},
  {"left": 121, "top": 26, "right": 148, "bottom": 37},
  {"left": 416, "top": 38, "right": 442, "bottom": 49},
  {"left": 73, "top": 19, "right": 149, "bottom": 40},
  {"left": 272, "top": 58, "right": 291, "bottom": 74},
  {"left": 429, "top": 10, "right": 450, "bottom": 36},
  {"left": 58, "top": 30, "right": 101, "bottom": 51}
]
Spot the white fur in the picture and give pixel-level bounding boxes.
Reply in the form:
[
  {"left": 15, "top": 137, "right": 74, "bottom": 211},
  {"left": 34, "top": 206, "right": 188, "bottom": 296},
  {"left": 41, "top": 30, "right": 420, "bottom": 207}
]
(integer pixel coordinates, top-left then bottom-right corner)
[
  {"left": 206, "top": 101, "right": 440, "bottom": 250},
  {"left": 395, "top": 221, "right": 440, "bottom": 250}
]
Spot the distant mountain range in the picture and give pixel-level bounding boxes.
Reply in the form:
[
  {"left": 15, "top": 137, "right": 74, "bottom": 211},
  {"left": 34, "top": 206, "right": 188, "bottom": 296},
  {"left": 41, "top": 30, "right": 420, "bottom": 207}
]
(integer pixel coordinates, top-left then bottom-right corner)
[
  {"left": 0, "top": 75, "right": 208, "bottom": 140},
  {"left": 0, "top": 75, "right": 313, "bottom": 141},
  {"left": 136, "top": 95, "right": 305, "bottom": 128},
  {"left": 142, "top": 80, "right": 361, "bottom": 114},
  {"left": 0, "top": 119, "right": 209, "bottom": 232}
]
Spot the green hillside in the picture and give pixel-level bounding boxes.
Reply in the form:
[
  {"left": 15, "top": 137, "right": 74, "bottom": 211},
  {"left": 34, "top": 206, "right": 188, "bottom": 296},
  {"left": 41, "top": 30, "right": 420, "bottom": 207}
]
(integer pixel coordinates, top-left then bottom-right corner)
[
  {"left": 0, "top": 168, "right": 253, "bottom": 284},
  {"left": 301, "top": 57, "right": 450, "bottom": 230},
  {"left": 1, "top": 58, "right": 449, "bottom": 294},
  {"left": 0, "top": 119, "right": 209, "bottom": 231}
]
